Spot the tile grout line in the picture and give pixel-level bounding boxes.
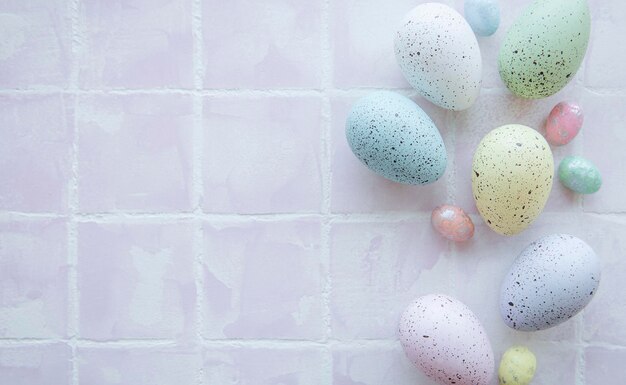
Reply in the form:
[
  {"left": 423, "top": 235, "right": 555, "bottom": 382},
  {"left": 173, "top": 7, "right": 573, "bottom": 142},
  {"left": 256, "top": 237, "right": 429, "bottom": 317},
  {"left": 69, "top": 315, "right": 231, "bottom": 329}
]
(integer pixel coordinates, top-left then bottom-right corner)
[
  {"left": 447, "top": 109, "right": 458, "bottom": 298},
  {"left": 68, "top": 1, "right": 82, "bottom": 384},
  {"left": 1, "top": 336, "right": 623, "bottom": 349},
  {"left": 5, "top": 210, "right": 626, "bottom": 223},
  {"left": 320, "top": 0, "right": 333, "bottom": 383},
  {"left": 0, "top": 86, "right": 524, "bottom": 97},
  {"left": 575, "top": 63, "right": 586, "bottom": 385},
  {"left": 191, "top": 0, "right": 205, "bottom": 383}
]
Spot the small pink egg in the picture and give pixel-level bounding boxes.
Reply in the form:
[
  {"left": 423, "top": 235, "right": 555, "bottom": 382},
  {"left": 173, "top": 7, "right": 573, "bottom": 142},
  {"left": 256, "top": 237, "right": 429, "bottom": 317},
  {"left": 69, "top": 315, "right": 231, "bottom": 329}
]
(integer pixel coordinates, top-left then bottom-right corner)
[
  {"left": 545, "top": 101, "right": 583, "bottom": 146},
  {"left": 431, "top": 205, "right": 474, "bottom": 242}
]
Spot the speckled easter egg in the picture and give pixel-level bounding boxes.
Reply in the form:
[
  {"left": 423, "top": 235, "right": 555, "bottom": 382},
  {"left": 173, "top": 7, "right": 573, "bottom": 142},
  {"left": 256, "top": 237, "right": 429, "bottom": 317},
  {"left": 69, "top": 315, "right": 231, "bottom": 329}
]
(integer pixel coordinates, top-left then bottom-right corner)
[
  {"left": 431, "top": 205, "right": 475, "bottom": 242},
  {"left": 498, "top": 346, "right": 536, "bottom": 385},
  {"left": 464, "top": 0, "right": 500, "bottom": 37},
  {"left": 472, "top": 125, "right": 554, "bottom": 236},
  {"left": 399, "top": 294, "right": 494, "bottom": 385},
  {"left": 346, "top": 91, "right": 447, "bottom": 185},
  {"left": 498, "top": 0, "right": 590, "bottom": 98},
  {"left": 559, "top": 155, "right": 602, "bottom": 194},
  {"left": 500, "top": 234, "right": 601, "bottom": 331},
  {"left": 395, "top": 3, "right": 482, "bottom": 111},
  {"left": 545, "top": 101, "right": 583, "bottom": 146}
]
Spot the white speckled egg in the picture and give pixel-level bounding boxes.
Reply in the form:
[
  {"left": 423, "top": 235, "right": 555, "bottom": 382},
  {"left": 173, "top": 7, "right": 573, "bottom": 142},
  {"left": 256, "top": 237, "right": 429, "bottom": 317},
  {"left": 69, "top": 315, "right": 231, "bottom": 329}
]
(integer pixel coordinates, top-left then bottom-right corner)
[
  {"left": 472, "top": 125, "right": 554, "bottom": 236},
  {"left": 395, "top": 3, "right": 482, "bottom": 111},
  {"left": 346, "top": 91, "right": 447, "bottom": 185},
  {"left": 500, "top": 234, "right": 601, "bottom": 331},
  {"left": 399, "top": 294, "right": 494, "bottom": 385},
  {"left": 499, "top": 0, "right": 590, "bottom": 98}
]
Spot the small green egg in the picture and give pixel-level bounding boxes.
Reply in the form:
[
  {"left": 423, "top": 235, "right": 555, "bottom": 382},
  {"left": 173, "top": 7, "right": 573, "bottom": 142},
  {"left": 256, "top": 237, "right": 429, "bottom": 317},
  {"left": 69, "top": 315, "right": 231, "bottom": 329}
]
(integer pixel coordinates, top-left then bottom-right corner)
[
  {"left": 559, "top": 155, "right": 602, "bottom": 194},
  {"left": 498, "top": 346, "right": 537, "bottom": 385}
]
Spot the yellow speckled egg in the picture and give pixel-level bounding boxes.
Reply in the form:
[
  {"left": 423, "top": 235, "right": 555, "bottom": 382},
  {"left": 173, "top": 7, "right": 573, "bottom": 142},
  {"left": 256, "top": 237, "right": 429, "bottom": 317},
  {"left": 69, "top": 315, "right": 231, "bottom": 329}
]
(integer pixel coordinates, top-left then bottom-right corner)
[
  {"left": 472, "top": 125, "right": 553, "bottom": 236},
  {"left": 498, "top": 346, "right": 536, "bottom": 385}
]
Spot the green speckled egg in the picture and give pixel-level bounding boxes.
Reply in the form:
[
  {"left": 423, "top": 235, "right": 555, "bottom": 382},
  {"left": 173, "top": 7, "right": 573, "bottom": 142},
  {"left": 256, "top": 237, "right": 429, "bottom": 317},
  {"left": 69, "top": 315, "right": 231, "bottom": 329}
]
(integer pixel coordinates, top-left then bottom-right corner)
[
  {"left": 498, "top": 0, "right": 590, "bottom": 99},
  {"left": 559, "top": 155, "right": 602, "bottom": 194}
]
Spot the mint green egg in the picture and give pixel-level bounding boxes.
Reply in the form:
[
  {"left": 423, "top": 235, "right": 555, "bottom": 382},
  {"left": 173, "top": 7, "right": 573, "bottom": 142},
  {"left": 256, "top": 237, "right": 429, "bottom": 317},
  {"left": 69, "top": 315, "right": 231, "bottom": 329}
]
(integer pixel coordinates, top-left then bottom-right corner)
[
  {"left": 498, "top": 0, "right": 590, "bottom": 99},
  {"left": 559, "top": 156, "right": 601, "bottom": 194}
]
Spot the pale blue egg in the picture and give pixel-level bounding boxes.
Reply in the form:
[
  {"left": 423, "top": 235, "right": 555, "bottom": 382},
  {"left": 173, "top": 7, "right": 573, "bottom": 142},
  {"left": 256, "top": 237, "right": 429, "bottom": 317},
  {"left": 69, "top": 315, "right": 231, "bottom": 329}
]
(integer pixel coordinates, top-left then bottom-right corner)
[
  {"left": 465, "top": 0, "right": 500, "bottom": 37},
  {"left": 345, "top": 91, "right": 447, "bottom": 185}
]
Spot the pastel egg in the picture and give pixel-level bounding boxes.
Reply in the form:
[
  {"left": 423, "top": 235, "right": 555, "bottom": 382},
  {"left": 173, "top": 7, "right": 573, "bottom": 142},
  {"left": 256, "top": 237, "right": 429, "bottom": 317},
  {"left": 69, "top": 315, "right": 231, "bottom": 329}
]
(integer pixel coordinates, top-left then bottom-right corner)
[
  {"left": 464, "top": 0, "right": 500, "bottom": 37},
  {"left": 500, "top": 234, "right": 601, "bottom": 331},
  {"left": 395, "top": 3, "right": 482, "bottom": 111},
  {"left": 399, "top": 294, "right": 494, "bottom": 385},
  {"left": 559, "top": 155, "right": 602, "bottom": 194},
  {"left": 498, "top": 346, "right": 537, "bottom": 385},
  {"left": 472, "top": 125, "right": 554, "bottom": 236},
  {"left": 431, "top": 205, "right": 475, "bottom": 242},
  {"left": 545, "top": 101, "right": 583, "bottom": 146},
  {"left": 345, "top": 91, "right": 447, "bottom": 185},
  {"left": 498, "top": 0, "right": 590, "bottom": 98}
]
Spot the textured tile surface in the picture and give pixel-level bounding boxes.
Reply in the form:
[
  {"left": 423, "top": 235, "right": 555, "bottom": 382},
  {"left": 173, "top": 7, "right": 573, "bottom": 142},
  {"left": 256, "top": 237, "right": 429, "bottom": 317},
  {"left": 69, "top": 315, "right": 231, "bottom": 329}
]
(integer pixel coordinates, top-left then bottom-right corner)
[
  {"left": 203, "top": 346, "right": 325, "bottom": 384},
  {"left": 203, "top": 97, "right": 322, "bottom": 213},
  {"left": 330, "top": 220, "right": 451, "bottom": 339},
  {"left": 0, "top": 220, "right": 68, "bottom": 338},
  {"left": 0, "top": 95, "right": 74, "bottom": 212},
  {"left": 79, "top": 0, "right": 194, "bottom": 89},
  {"left": 0, "top": 344, "right": 71, "bottom": 385},
  {"left": 203, "top": 0, "right": 322, "bottom": 88},
  {"left": 0, "top": 0, "right": 625, "bottom": 383},
  {"left": 0, "top": 0, "right": 72, "bottom": 88},
  {"left": 78, "top": 346, "right": 200, "bottom": 385},
  {"left": 77, "top": 94, "right": 193, "bottom": 212},
  {"left": 77, "top": 222, "right": 196, "bottom": 340},
  {"left": 202, "top": 220, "right": 323, "bottom": 339}
]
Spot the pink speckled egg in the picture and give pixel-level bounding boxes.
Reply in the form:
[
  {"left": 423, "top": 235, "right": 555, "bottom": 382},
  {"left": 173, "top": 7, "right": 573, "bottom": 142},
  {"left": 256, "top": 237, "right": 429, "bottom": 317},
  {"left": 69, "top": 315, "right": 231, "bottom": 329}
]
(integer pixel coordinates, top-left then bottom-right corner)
[
  {"left": 431, "top": 205, "right": 475, "bottom": 242},
  {"left": 399, "top": 294, "right": 495, "bottom": 385},
  {"left": 545, "top": 102, "right": 583, "bottom": 146}
]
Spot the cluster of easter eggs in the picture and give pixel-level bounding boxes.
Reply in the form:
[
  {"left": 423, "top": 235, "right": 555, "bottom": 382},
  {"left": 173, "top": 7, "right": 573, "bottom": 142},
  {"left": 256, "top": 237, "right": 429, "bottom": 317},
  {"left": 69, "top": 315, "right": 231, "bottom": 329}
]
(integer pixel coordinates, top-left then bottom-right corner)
[{"left": 344, "top": 0, "right": 604, "bottom": 384}]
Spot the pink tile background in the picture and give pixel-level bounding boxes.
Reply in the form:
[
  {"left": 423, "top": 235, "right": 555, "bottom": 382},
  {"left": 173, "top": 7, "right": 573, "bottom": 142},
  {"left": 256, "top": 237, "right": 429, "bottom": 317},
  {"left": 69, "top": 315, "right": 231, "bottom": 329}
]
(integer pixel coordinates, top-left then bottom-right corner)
[{"left": 1, "top": 0, "right": 625, "bottom": 384}]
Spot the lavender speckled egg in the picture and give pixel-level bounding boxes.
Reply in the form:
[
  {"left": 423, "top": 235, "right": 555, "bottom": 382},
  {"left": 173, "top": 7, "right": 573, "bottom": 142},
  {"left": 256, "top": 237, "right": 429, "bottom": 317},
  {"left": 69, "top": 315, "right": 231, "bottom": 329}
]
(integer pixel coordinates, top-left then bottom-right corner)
[
  {"left": 558, "top": 155, "right": 602, "bottom": 194},
  {"left": 545, "top": 102, "right": 583, "bottom": 146},
  {"left": 498, "top": 0, "right": 590, "bottom": 99},
  {"left": 395, "top": 3, "right": 482, "bottom": 111},
  {"left": 399, "top": 294, "right": 495, "bottom": 385},
  {"left": 346, "top": 91, "right": 447, "bottom": 185},
  {"left": 464, "top": 0, "right": 500, "bottom": 37},
  {"left": 500, "top": 234, "right": 601, "bottom": 331},
  {"left": 472, "top": 125, "right": 554, "bottom": 236},
  {"left": 431, "top": 205, "right": 475, "bottom": 242}
]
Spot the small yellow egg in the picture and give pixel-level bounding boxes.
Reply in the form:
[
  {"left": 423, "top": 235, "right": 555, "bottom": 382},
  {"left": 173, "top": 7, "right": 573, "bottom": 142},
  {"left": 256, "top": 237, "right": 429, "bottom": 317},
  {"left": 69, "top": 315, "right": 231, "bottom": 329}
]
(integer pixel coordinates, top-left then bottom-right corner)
[{"left": 498, "top": 346, "right": 537, "bottom": 385}]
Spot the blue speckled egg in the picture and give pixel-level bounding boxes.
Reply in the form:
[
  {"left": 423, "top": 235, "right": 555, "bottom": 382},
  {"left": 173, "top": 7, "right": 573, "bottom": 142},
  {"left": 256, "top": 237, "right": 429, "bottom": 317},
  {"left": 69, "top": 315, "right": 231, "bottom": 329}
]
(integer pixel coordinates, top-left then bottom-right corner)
[
  {"left": 465, "top": 0, "right": 500, "bottom": 37},
  {"left": 346, "top": 91, "right": 447, "bottom": 185}
]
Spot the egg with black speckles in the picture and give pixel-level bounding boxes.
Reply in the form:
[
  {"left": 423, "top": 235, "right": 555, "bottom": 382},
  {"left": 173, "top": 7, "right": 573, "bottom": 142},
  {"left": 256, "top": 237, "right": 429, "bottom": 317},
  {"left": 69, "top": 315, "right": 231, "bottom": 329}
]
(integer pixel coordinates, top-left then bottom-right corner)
[
  {"left": 472, "top": 125, "right": 554, "bottom": 236},
  {"left": 345, "top": 91, "right": 447, "bottom": 185},
  {"left": 395, "top": 3, "right": 482, "bottom": 111},
  {"left": 498, "top": 346, "right": 536, "bottom": 385},
  {"left": 399, "top": 294, "right": 494, "bottom": 385},
  {"left": 500, "top": 234, "right": 601, "bottom": 331},
  {"left": 498, "top": 0, "right": 590, "bottom": 99}
]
